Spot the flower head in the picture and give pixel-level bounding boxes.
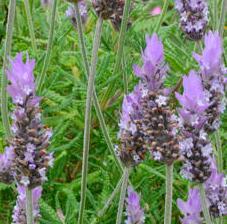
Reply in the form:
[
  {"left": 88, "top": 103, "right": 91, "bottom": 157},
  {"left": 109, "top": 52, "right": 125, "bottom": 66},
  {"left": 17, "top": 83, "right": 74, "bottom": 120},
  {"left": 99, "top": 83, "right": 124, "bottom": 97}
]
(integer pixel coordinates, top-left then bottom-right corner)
[
  {"left": 7, "top": 53, "right": 54, "bottom": 188},
  {"left": 125, "top": 187, "right": 145, "bottom": 224},
  {"left": 175, "top": 0, "right": 208, "bottom": 40}
]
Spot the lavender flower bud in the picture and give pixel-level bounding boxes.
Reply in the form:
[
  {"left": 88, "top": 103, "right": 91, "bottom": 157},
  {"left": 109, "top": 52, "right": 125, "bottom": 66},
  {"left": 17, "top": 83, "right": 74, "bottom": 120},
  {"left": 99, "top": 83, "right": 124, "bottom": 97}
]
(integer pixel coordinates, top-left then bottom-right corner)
[
  {"left": 205, "top": 159, "right": 227, "bottom": 217},
  {"left": 194, "top": 31, "right": 227, "bottom": 133},
  {"left": 177, "top": 188, "right": 202, "bottom": 224},
  {"left": 125, "top": 187, "right": 145, "bottom": 224},
  {"left": 6, "top": 53, "right": 54, "bottom": 188},
  {"left": 0, "top": 146, "right": 15, "bottom": 184},
  {"left": 66, "top": 1, "right": 88, "bottom": 28},
  {"left": 176, "top": 71, "right": 212, "bottom": 183},
  {"left": 117, "top": 84, "right": 146, "bottom": 167},
  {"left": 12, "top": 185, "right": 42, "bottom": 224},
  {"left": 175, "top": 0, "right": 209, "bottom": 40},
  {"left": 134, "top": 34, "right": 180, "bottom": 165}
]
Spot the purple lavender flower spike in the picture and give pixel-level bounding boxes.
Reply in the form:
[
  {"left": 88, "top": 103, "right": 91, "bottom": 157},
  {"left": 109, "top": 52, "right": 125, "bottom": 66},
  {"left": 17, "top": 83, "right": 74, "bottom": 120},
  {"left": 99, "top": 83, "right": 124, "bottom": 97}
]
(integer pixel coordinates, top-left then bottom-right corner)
[
  {"left": 117, "top": 84, "right": 146, "bottom": 167},
  {"left": 66, "top": 1, "right": 88, "bottom": 28},
  {"left": 205, "top": 159, "right": 227, "bottom": 217},
  {"left": 132, "top": 34, "right": 180, "bottom": 165},
  {"left": 177, "top": 188, "right": 202, "bottom": 224},
  {"left": 133, "top": 34, "right": 168, "bottom": 92},
  {"left": 193, "top": 31, "right": 227, "bottom": 132},
  {"left": 175, "top": 0, "right": 209, "bottom": 40},
  {"left": 12, "top": 185, "right": 42, "bottom": 224},
  {"left": 6, "top": 53, "right": 54, "bottom": 188},
  {"left": 0, "top": 146, "right": 15, "bottom": 183},
  {"left": 176, "top": 71, "right": 212, "bottom": 182},
  {"left": 125, "top": 187, "right": 145, "bottom": 224}
]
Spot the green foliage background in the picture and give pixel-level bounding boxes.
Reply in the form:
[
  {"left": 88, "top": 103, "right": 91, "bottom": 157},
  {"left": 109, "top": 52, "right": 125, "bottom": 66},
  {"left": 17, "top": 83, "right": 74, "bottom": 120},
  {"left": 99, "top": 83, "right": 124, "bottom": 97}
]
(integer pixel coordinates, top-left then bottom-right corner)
[{"left": 0, "top": 0, "right": 226, "bottom": 223}]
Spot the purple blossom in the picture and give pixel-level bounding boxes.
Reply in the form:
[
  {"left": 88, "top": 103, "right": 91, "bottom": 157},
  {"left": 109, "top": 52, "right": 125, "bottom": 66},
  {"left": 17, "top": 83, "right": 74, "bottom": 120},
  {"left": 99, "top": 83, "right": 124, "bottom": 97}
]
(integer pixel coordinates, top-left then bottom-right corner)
[
  {"left": 66, "top": 1, "right": 88, "bottom": 27},
  {"left": 193, "top": 31, "right": 226, "bottom": 132},
  {"left": 125, "top": 187, "right": 145, "bottom": 224},
  {"left": 6, "top": 53, "right": 54, "bottom": 188},
  {"left": 205, "top": 159, "right": 227, "bottom": 217},
  {"left": 176, "top": 71, "right": 209, "bottom": 128},
  {"left": 177, "top": 188, "right": 202, "bottom": 224},
  {"left": 7, "top": 53, "right": 36, "bottom": 105},
  {"left": 176, "top": 71, "right": 212, "bottom": 182},
  {"left": 0, "top": 146, "right": 15, "bottom": 183},
  {"left": 133, "top": 34, "right": 168, "bottom": 91},
  {"left": 12, "top": 185, "right": 42, "bottom": 224},
  {"left": 117, "top": 84, "right": 146, "bottom": 166}
]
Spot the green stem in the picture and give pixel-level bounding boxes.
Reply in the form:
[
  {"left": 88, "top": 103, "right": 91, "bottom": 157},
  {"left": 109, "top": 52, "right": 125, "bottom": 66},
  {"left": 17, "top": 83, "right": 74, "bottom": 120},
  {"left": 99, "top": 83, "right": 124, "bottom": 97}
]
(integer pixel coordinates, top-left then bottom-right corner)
[
  {"left": 74, "top": 2, "right": 123, "bottom": 172},
  {"left": 37, "top": 0, "right": 57, "bottom": 93},
  {"left": 154, "top": 0, "right": 169, "bottom": 33},
  {"left": 113, "top": 0, "right": 131, "bottom": 75},
  {"left": 24, "top": 0, "right": 37, "bottom": 54},
  {"left": 1, "top": 0, "right": 16, "bottom": 138},
  {"left": 199, "top": 184, "right": 213, "bottom": 224},
  {"left": 164, "top": 164, "right": 173, "bottom": 224},
  {"left": 78, "top": 17, "right": 103, "bottom": 224},
  {"left": 122, "top": 50, "right": 128, "bottom": 95},
  {"left": 116, "top": 168, "right": 129, "bottom": 224},
  {"left": 26, "top": 187, "right": 33, "bottom": 224},
  {"left": 219, "top": 0, "right": 227, "bottom": 37},
  {"left": 214, "top": 0, "right": 219, "bottom": 30},
  {"left": 98, "top": 175, "right": 124, "bottom": 217},
  {"left": 215, "top": 130, "right": 223, "bottom": 172}
]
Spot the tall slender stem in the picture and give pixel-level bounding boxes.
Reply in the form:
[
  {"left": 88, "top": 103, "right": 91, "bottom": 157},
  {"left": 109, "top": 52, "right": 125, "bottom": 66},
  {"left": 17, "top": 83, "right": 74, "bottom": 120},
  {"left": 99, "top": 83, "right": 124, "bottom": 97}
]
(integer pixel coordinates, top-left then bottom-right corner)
[
  {"left": 164, "top": 164, "right": 173, "bottom": 224},
  {"left": 24, "top": 0, "right": 37, "bottom": 54},
  {"left": 74, "top": 3, "right": 123, "bottom": 172},
  {"left": 219, "top": 0, "right": 227, "bottom": 37},
  {"left": 214, "top": 0, "right": 219, "bottom": 30},
  {"left": 154, "top": 0, "right": 169, "bottom": 33},
  {"left": 215, "top": 130, "right": 223, "bottom": 172},
  {"left": 26, "top": 187, "right": 33, "bottom": 224},
  {"left": 1, "top": 0, "right": 16, "bottom": 138},
  {"left": 98, "top": 175, "right": 124, "bottom": 217},
  {"left": 78, "top": 17, "right": 103, "bottom": 224},
  {"left": 37, "top": 0, "right": 57, "bottom": 94},
  {"left": 113, "top": 0, "right": 131, "bottom": 75},
  {"left": 116, "top": 168, "right": 129, "bottom": 224},
  {"left": 199, "top": 184, "right": 213, "bottom": 224}
]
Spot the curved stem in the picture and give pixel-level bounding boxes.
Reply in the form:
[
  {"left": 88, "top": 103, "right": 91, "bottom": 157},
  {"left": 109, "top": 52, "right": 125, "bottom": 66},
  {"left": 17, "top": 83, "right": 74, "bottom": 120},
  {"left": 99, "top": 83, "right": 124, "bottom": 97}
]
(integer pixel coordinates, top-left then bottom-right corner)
[
  {"left": 164, "top": 164, "right": 173, "bottom": 224},
  {"left": 116, "top": 168, "right": 129, "bottom": 224},
  {"left": 199, "top": 184, "right": 213, "bottom": 224},
  {"left": 24, "top": 0, "right": 37, "bottom": 54},
  {"left": 26, "top": 187, "right": 33, "bottom": 224},
  {"left": 215, "top": 130, "right": 223, "bottom": 172},
  {"left": 98, "top": 175, "right": 124, "bottom": 217},
  {"left": 1, "top": 0, "right": 16, "bottom": 138},
  {"left": 74, "top": 3, "right": 123, "bottom": 172},
  {"left": 78, "top": 17, "right": 103, "bottom": 224},
  {"left": 113, "top": 0, "right": 131, "bottom": 75},
  {"left": 154, "top": 0, "right": 169, "bottom": 33},
  {"left": 219, "top": 0, "right": 227, "bottom": 37},
  {"left": 37, "top": 0, "right": 57, "bottom": 93}
]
